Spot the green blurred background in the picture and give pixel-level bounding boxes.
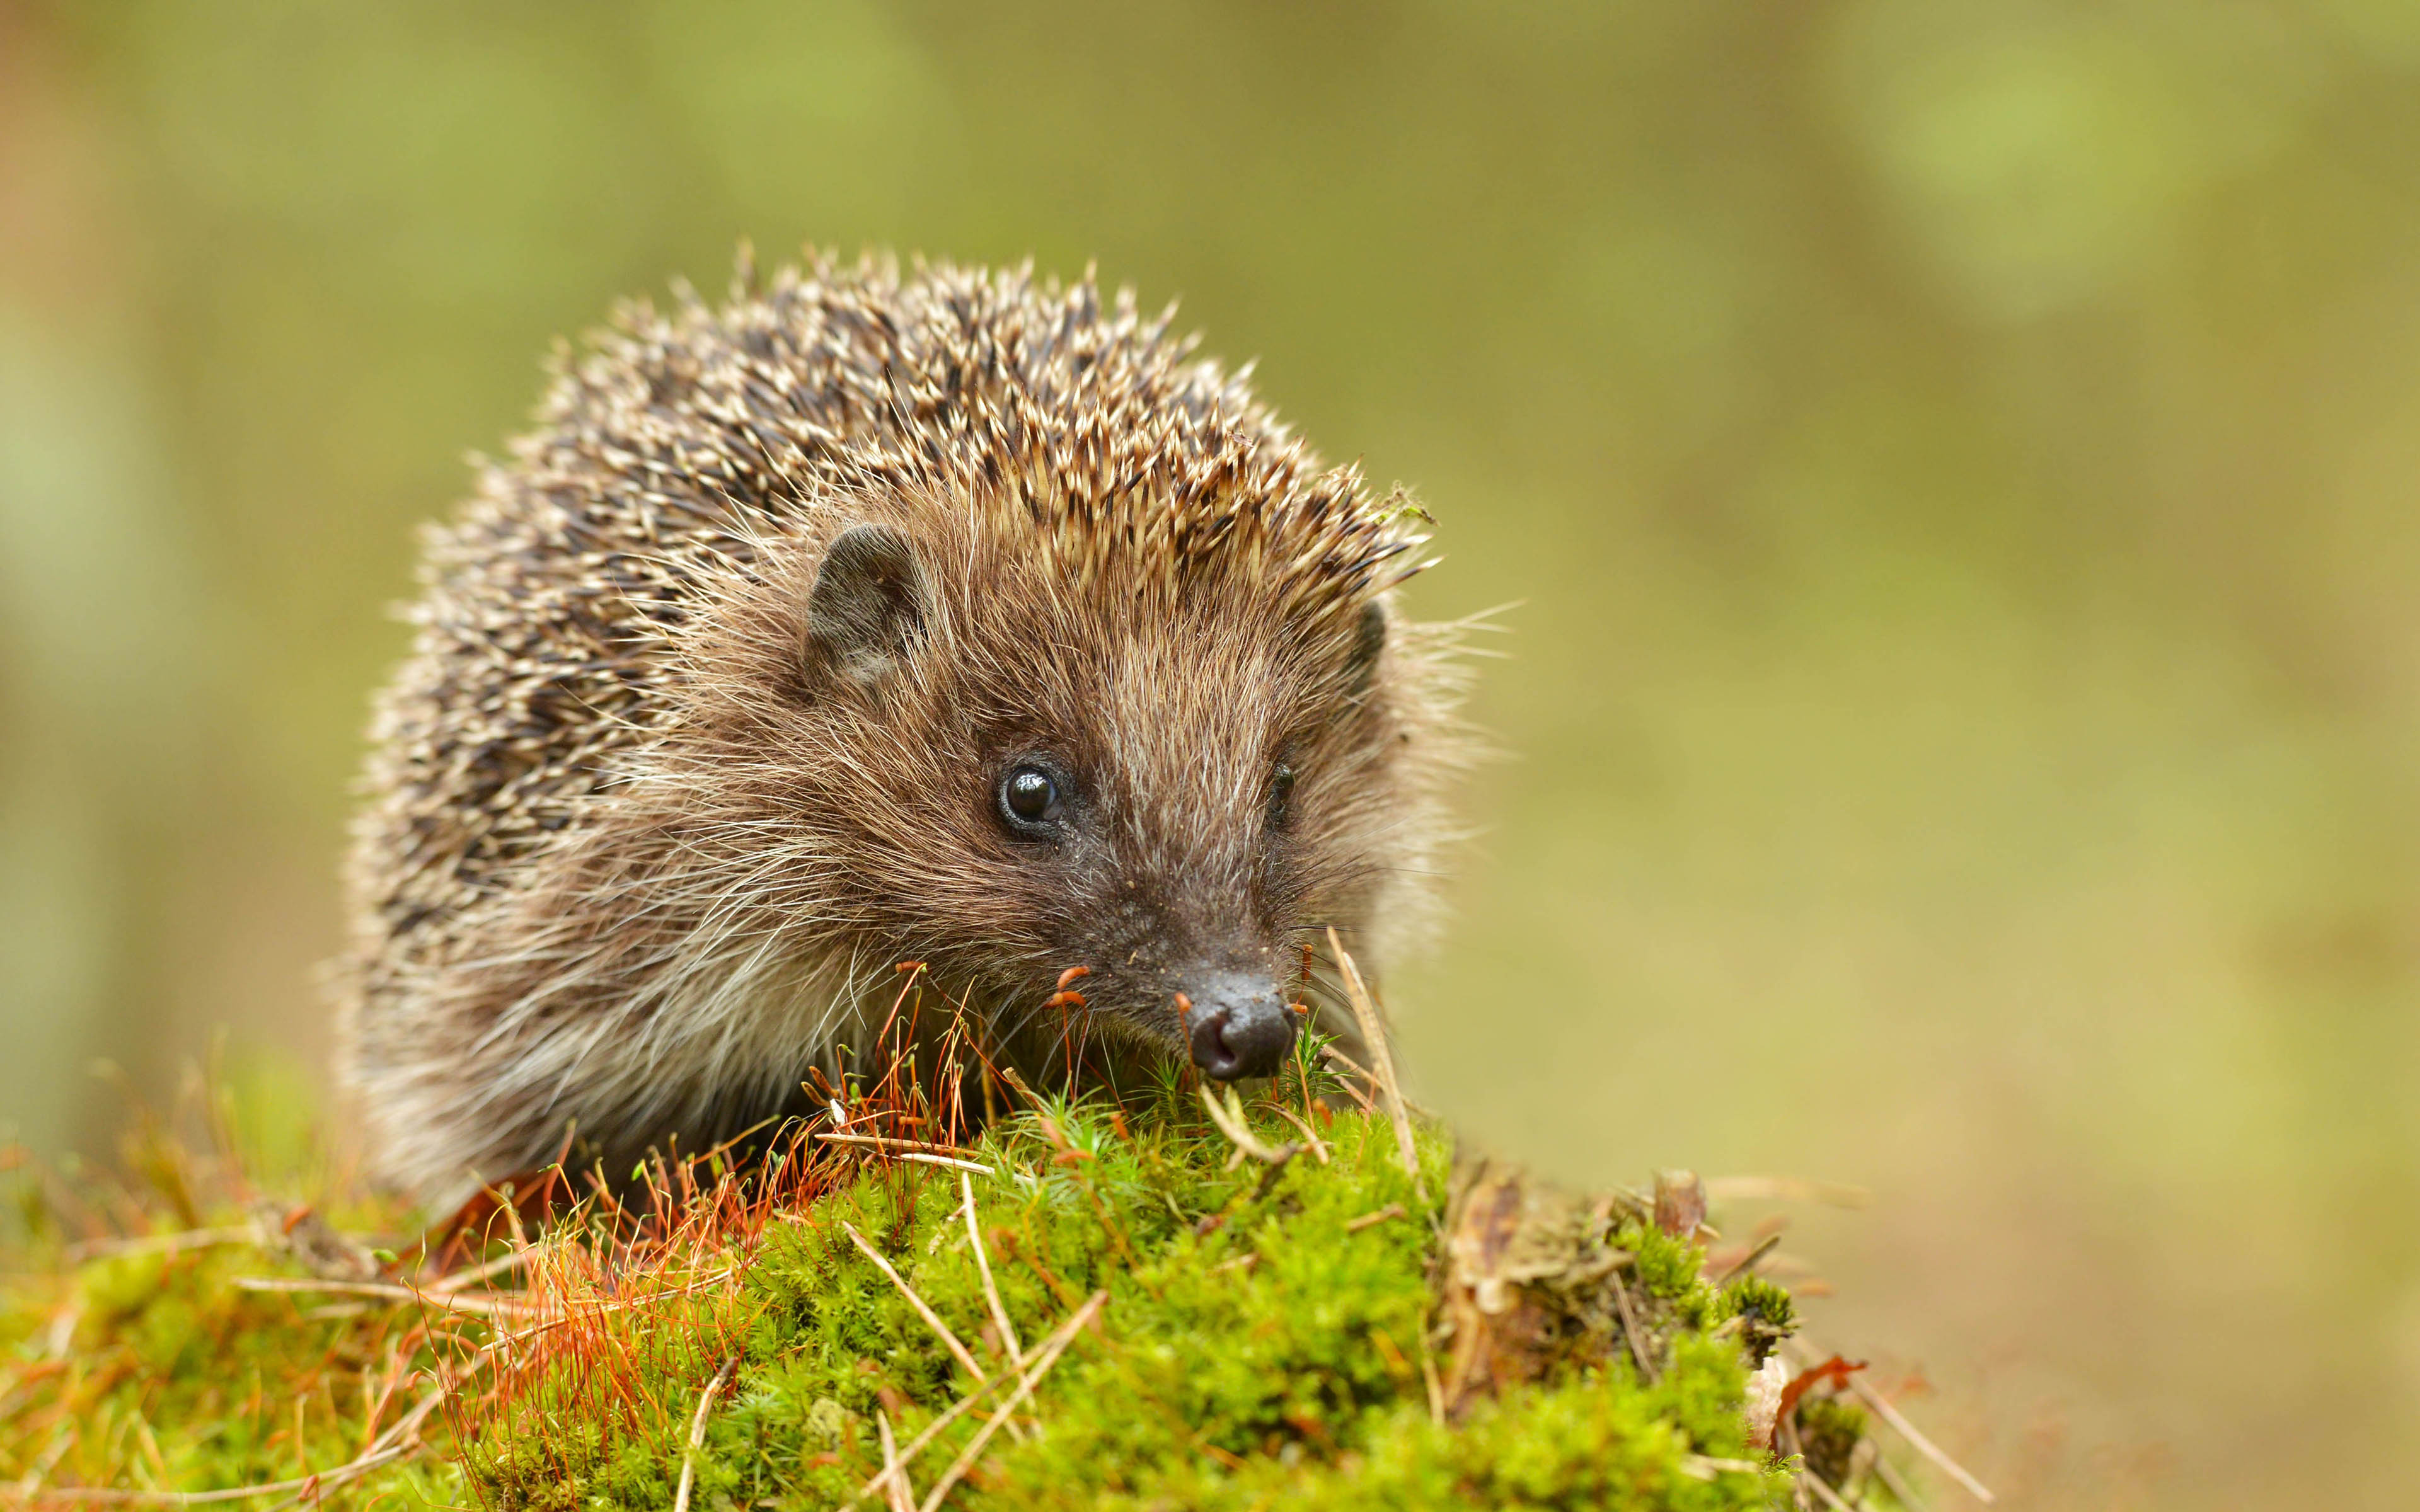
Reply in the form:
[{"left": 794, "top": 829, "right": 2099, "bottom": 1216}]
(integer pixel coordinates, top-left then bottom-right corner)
[{"left": 4, "top": 1, "right": 2417, "bottom": 1504}]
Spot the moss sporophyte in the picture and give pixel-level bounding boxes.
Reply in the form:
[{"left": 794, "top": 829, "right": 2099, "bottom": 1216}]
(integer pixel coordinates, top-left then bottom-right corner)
[{"left": 0, "top": 1053, "right": 1969, "bottom": 1509}]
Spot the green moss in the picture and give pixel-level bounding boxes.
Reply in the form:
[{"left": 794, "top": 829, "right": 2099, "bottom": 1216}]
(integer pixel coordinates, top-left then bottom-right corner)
[
  {"left": 1, "top": 1235, "right": 456, "bottom": 1498},
  {"left": 1619, "top": 1218, "right": 1708, "bottom": 1305},
  {"left": 1718, "top": 1275, "right": 1797, "bottom": 1368},
  {"left": 1795, "top": 1395, "right": 1869, "bottom": 1491},
  {"left": 7, "top": 1090, "right": 1815, "bottom": 1509},
  {"left": 464, "top": 1099, "right": 1789, "bottom": 1510}
]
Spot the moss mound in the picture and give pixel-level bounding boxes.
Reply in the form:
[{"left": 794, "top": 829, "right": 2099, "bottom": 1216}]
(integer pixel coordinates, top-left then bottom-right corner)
[{"left": 3, "top": 1074, "right": 1870, "bottom": 1509}]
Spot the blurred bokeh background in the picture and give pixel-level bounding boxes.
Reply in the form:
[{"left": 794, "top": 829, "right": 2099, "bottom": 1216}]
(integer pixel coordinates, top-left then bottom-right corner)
[{"left": 4, "top": 1, "right": 2416, "bottom": 1504}]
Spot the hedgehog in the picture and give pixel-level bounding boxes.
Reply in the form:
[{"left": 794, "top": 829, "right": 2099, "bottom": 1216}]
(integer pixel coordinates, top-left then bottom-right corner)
[{"left": 341, "top": 252, "right": 1474, "bottom": 1196}]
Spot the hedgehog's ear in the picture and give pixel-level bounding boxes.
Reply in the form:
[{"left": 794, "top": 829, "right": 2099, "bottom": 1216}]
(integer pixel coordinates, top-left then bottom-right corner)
[
  {"left": 806, "top": 524, "right": 930, "bottom": 687},
  {"left": 1341, "top": 598, "right": 1387, "bottom": 696}
]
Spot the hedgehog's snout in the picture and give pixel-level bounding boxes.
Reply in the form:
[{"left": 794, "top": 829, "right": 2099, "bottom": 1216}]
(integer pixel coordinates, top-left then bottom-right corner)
[{"left": 1180, "top": 970, "right": 1296, "bottom": 1082}]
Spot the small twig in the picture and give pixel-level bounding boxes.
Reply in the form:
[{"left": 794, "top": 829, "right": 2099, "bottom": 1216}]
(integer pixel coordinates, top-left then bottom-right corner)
[
  {"left": 672, "top": 1357, "right": 738, "bottom": 1512},
  {"left": 1870, "top": 1447, "right": 1933, "bottom": 1512},
  {"left": 1208, "top": 1252, "right": 1259, "bottom": 1275},
  {"left": 1841, "top": 1371, "right": 1993, "bottom": 1504},
  {"left": 960, "top": 1174, "right": 1022, "bottom": 1365},
  {"left": 843, "top": 1222, "right": 988, "bottom": 1385},
  {"left": 1787, "top": 1340, "right": 1993, "bottom": 1505},
  {"left": 1345, "top": 1202, "right": 1407, "bottom": 1234},
  {"left": 230, "top": 1276, "right": 538, "bottom": 1319},
  {"left": 1714, "top": 1232, "right": 1784, "bottom": 1286},
  {"left": 1328, "top": 930, "right": 1419, "bottom": 1179},
  {"left": 1847, "top": 1440, "right": 1882, "bottom": 1503},
  {"left": 836, "top": 1294, "right": 1100, "bottom": 1511},
  {"left": 1801, "top": 1467, "right": 1857, "bottom": 1511},
  {"left": 1607, "top": 1272, "right": 1659, "bottom": 1384},
  {"left": 63, "top": 1225, "right": 257, "bottom": 1264},
  {"left": 993, "top": 1066, "right": 1045, "bottom": 1108},
  {"left": 873, "top": 1407, "right": 914, "bottom": 1512},
  {"left": 916, "top": 1290, "right": 1107, "bottom": 1512},
  {"left": 838, "top": 1353, "right": 1030, "bottom": 1510}
]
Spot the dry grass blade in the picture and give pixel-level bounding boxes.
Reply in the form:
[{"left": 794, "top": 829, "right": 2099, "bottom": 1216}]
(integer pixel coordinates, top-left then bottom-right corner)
[
  {"left": 1680, "top": 1455, "right": 1768, "bottom": 1480},
  {"left": 817, "top": 1133, "right": 1032, "bottom": 1183},
  {"left": 1801, "top": 1467, "right": 1856, "bottom": 1510},
  {"left": 896, "top": 1151, "right": 1008, "bottom": 1178},
  {"left": 838, "top": 1356, "right": 1026, "bottom": 1510},
  {"left": 1266, "top": 1103, "right": 1330, "bottom": 1164},
  {"left": 229, "top": 1276, "right": 538, "bottom": 1320},
  {"left": 671, "top": 1356, "right": 737, "bottom": 1512},
  {"left": 27, "top": 1444, "right": 419, "bottom": 1506},
  {"left": 960, "top": 1173, "right": 1022, "bottom": 1363},
  {"left": 1789, "top": 1339, "right": 1993, "bottom": 1504},
  {"left": 1344, "top": 1202, "right": 1405, "bottom": 1233},
  {"left": 62, "top": 1226, "right": 257, "bottom": 1264},
  {"left": 915, "top": 1290, "right": 1107, "bottom": 1512},
  {"left": 1327, "top": 929, "right": 1418, "bottom": 1178},
  {"left": 34, "top": 1375, "right": 459, "bottom": 1506},
  {"left": 1312, "top": 1046, "right": 1381, "bottom": 1113},
  {"left": 1608, "top": 1272, "right": 1659, "bottom": 1384},
  {"left": 1199, "top": 1087, "right": 1287, "bottom": 1164},
  {"left": 1843, "top": 1373, "right": 1993, "bottom": 1504},
  {"left": 1871, "top": 1448, "right": 1933, "bottom": 1511},
  {"left": 842, "top": 1222, "right": 987, "bottom": 1385},
  {"left": 873, "top": 1409, "right": 914, "bottom": 1512},
  {"left": 817, "top": 1132, "right": 981, "bottom": 1157}
]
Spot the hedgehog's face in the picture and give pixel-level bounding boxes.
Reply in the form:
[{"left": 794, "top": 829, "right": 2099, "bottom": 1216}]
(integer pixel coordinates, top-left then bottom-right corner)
[{"left": 786, "top": 515, "right": 1409, "bottom": 1082}]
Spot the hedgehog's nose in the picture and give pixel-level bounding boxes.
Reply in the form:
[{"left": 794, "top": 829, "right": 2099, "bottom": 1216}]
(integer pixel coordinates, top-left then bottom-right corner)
[{"left": 1184, "top": 972, "right": 1297, "bottom": 1082}]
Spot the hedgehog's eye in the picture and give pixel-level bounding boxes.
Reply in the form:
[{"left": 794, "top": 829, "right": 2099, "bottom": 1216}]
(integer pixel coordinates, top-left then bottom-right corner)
[
  {"left": 1266, "top": 762, "right": 1297, "bottom": 832},
  {"left": 998, "top": 764, "right": 1064, "bottom": 835}
]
